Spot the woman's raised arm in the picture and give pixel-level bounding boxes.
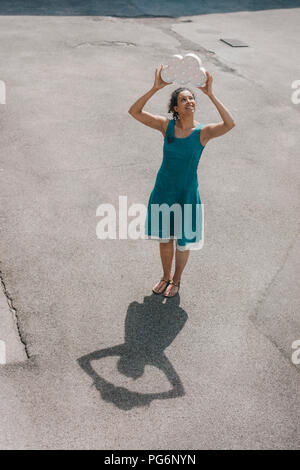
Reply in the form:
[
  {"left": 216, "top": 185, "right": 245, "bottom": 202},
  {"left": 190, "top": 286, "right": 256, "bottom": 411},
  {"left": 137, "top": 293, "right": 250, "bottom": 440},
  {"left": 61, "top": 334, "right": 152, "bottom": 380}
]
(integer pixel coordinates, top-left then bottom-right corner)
[
  {"left": 198, "top": 71, "right": 235, "bottom": 145},
  {"left": 128, "top": 65, "right": 172, "bottom": 133}
]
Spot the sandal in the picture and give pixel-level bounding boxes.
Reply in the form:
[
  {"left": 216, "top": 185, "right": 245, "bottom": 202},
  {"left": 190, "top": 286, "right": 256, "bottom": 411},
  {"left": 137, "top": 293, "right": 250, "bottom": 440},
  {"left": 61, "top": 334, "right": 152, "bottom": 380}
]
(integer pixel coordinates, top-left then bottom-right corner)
[
  {"left": 163, "top": 280, "right": 180, "bottom": 298},
  {"left": 152, "top": 278, "right": 170, "bottom": 295}
]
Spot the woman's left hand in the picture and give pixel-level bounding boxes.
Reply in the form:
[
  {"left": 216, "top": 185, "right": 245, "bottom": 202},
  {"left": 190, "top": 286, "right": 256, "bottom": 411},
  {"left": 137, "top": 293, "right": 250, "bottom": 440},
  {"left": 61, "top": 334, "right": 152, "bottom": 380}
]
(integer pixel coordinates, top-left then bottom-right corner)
[{"left": 198, "top": 70, "right": 213, "bottom": 96}]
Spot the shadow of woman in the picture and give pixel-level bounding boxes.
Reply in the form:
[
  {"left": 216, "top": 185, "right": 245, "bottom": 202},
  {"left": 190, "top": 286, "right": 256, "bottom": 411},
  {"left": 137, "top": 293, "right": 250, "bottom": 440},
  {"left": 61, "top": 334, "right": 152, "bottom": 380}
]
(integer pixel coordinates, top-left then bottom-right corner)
[{"left": 77, "top": 293, "right": 188, "bottom": 410}]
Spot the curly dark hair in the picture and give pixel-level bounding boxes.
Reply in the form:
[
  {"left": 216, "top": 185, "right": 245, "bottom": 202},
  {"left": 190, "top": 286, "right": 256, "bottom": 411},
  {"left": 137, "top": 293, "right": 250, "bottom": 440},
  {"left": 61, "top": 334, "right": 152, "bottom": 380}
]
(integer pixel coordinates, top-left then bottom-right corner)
[{"left": 168, "top": 87, "right": 196, "bottom": 120}]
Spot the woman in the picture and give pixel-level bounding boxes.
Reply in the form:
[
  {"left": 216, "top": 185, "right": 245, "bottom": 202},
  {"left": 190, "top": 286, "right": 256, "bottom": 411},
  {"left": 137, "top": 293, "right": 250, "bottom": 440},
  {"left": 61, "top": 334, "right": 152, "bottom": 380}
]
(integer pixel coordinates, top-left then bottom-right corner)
[{"left": 128, "top": 64, "right": 235, "bottom": 297}]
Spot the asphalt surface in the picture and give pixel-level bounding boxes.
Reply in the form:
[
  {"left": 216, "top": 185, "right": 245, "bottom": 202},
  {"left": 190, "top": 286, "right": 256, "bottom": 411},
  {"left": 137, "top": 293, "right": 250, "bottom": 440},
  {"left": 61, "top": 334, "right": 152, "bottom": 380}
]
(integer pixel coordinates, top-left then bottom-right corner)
[{"left": 0, "top": 1, "right": 299, "bottom": 450}]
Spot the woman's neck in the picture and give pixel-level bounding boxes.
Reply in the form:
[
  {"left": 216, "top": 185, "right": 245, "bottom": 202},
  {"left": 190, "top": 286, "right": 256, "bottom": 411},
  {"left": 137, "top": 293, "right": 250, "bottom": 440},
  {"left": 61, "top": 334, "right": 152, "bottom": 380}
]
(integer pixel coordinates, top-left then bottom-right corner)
[{"left": 176, "top": 117, "right": 196, "bottom": 129}]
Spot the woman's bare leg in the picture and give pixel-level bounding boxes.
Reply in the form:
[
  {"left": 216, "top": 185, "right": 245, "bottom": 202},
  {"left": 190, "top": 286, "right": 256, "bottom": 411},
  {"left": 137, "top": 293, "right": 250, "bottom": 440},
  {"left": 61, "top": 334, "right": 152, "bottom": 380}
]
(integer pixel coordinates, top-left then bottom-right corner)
[
  {"left": 164, "top": 246, "right": 190, "bottom": 296},
  {"left": 152, "top": 240, "right": 174, "bottom": 293}
]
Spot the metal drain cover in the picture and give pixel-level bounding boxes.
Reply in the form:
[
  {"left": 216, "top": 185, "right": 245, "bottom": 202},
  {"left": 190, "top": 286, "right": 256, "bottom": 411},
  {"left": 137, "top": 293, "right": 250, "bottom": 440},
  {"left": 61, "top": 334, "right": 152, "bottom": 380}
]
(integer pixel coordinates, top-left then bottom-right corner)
[{"left": 220, "top": 38, "right": 249, "bottom": 47}]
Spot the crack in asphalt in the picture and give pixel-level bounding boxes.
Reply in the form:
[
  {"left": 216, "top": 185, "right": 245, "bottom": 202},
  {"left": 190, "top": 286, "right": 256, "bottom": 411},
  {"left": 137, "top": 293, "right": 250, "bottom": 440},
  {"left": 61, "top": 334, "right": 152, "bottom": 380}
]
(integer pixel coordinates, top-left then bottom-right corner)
[
  {"left": 0, "top": 267, "right": 30, "bottom": 360},
  {"left": 250, "top": 227, "right": 300, "bottom": 324},
  {"left": 157, "top": 24, "right": 252, "bottom": 82},
  {"left": 248, "top": 226, "right": 300, "bottom": 372},
  {"left": 120, "top": 16, "right": 254, "bottom": 83},
  {"left": 249, "top": 318, "right": 300, "bottom": 375},
  {"left": 72, "top": 40, "right": 137, "bottom": 48}
]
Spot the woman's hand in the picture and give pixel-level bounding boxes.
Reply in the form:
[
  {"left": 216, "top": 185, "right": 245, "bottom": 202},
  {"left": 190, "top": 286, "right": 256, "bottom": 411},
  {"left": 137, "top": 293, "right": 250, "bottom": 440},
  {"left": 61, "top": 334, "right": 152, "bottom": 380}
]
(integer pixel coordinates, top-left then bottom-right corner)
[
  {"left": 198, "top": 70, "right": 213, "bottom": 96},
  {"left": 153, "top": 64, "right": 173, "bottom": 91}
]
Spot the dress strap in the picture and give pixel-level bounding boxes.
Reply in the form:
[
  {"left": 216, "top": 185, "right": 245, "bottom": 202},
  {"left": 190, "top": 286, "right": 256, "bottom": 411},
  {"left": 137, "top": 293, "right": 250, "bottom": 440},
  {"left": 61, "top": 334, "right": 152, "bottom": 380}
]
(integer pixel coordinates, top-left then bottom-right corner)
[
  {"left": 166, "top": 119, "right": 176, "bottom": 144},
  {"left": 171, "top": 118, "right": 176, "bottom": 136}
]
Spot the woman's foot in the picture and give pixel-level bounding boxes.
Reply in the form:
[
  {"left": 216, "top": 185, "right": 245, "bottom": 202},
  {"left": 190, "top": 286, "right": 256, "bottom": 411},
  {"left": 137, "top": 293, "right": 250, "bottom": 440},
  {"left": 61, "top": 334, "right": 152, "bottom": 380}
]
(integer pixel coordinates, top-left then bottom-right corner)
[
  {"left": 163, "top": 279, "right": 180, "bottom": 297},
  {"left": 152, "top": 278, "right": 171, "bottom": 294}
]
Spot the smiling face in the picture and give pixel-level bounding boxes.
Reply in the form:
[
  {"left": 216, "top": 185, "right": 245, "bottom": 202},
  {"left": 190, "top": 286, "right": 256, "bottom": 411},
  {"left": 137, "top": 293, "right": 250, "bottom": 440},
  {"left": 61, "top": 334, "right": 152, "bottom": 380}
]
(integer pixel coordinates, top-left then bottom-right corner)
[{"left": 174, "top": 90, "right": 196, "bottom": 118}]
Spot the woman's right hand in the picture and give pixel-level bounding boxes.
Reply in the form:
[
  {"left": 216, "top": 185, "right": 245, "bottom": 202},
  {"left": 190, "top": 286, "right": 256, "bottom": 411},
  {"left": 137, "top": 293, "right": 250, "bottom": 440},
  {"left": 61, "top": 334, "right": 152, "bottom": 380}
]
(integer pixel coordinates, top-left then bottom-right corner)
[{"left": 153, "top": 64, "right": 173, "bottom": 90}]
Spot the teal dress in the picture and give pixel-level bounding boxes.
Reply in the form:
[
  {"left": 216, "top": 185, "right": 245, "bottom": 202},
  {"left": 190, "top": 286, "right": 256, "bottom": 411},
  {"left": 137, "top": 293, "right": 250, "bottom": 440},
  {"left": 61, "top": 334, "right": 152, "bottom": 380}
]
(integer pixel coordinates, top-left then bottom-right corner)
[{"left": 144, "top": 118, "right": 206, "bottom": 251}]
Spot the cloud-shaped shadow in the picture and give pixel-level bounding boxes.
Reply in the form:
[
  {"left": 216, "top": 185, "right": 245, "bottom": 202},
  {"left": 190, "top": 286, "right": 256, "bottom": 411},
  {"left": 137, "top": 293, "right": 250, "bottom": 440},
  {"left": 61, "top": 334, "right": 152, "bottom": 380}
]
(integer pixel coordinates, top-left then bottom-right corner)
[{"left": 77, "top": 293, "right": 188, "bottom": 410}]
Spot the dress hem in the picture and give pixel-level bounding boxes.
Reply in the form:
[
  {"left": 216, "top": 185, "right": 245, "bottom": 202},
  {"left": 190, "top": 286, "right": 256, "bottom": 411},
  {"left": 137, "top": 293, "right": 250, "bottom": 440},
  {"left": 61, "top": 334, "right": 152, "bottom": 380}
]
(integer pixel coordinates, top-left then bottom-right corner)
[{"left": 142, "top": 232, "right": 204, "bottom": 251}]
